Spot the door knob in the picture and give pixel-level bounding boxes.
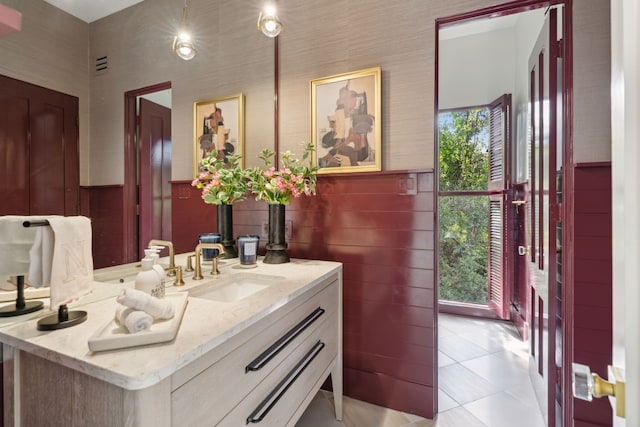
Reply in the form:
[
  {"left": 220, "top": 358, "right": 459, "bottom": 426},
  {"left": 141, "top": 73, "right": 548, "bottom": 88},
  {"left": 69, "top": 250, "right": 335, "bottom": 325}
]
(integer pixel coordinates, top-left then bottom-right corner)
[{"left": 572, "top": 363, "right": 625, "bottom": 418}]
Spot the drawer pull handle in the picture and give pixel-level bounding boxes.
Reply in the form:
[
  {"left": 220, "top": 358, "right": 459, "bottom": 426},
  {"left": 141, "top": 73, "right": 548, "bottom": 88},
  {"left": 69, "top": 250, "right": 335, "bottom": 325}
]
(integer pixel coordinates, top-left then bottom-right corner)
[
  {"left": 246, "top": 340, "right": 325, "bottom": 424},
  {"left": 246, "top": 307, "right": 325, "bottom": 373}
]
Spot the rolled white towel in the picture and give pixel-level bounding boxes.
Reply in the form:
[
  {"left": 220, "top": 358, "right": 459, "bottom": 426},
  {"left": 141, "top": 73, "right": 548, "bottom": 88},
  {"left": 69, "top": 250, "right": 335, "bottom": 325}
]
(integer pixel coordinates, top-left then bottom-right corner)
[
  {"left": 115, "top": 304, "right": 153, "bottom": 334},
  {"left": 116, "top": 288, "right": 174, "bottom": 320}
]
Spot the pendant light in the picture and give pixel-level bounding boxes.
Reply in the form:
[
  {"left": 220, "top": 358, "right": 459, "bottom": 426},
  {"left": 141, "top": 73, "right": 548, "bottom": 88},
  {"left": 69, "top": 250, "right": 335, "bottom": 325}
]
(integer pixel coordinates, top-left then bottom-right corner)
[
  {"left": 172, "top": 1, "right": 197, "bottom": 60},
  {"left": 257, "top": 2, "right": 283, "bottom": 38}
]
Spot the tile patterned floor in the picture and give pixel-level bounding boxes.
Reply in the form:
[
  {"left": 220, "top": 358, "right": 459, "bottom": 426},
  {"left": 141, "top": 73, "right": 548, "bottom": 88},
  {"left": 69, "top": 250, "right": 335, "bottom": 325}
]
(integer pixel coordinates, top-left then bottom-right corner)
[{"left": 296, "top": 314, "right": 545, "bottom": 427}]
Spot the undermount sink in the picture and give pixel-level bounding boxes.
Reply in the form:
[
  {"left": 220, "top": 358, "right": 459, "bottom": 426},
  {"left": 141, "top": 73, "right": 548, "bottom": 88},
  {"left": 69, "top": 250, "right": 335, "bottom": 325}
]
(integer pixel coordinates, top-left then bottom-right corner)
[{"left": 187, "top": 273, "right": 282, "bottom": 302}]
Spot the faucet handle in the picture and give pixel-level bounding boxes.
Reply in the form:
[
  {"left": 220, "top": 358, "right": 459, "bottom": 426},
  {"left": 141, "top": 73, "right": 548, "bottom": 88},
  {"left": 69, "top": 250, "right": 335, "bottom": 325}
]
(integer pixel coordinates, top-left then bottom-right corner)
[
  {"left": 185, "top": 254, "right": 195, "bottom": 272},
  {"left": 211, "top": 254, "right": 222, "bottom": 276},
  {"left": 165, "top": 266, "right": 185, "bottom": 286}
]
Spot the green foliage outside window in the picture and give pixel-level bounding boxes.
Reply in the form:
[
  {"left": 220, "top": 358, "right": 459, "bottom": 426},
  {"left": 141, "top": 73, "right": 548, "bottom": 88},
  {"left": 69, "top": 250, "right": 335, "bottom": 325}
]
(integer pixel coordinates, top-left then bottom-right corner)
[{"left": 438, "top": 109, "right": 490, "bottom": 304}]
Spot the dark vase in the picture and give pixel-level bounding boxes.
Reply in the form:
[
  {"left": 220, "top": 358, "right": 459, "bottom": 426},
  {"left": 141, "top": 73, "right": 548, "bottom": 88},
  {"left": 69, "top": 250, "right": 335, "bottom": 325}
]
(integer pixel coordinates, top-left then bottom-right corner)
[
  {"left": 263, "top": 204, "right": 290, "bottom": 264},
  {"left": 217, "top": 204, "right": 237, "bottom": 258}
]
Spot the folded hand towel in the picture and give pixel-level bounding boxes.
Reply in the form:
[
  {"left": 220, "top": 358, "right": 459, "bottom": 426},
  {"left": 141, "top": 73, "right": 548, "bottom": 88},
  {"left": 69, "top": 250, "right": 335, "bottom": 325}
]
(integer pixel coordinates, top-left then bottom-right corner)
[
  {"left": 47, "top": 216, "right": 94, "bottom": 309},
  {"left": 115, "top": 304, "right": 153, "bottom": 333},
  {"left": 116, "top": 288, "right": 174, "bottom": 320},
  {"left": 0, "top": 216, "right": 41, "bottom": 276},
  {"left": 28, "top": 220, "right": 54, "bottom": 288}
]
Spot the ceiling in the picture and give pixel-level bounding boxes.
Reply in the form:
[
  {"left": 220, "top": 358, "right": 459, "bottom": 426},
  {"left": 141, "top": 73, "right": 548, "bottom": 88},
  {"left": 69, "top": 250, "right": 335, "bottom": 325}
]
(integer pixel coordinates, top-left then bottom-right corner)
[
  {"left": 439, "top": 9, "right": 545, "bottom": 40},
  {"left": 42, "top": 0, "right": 144, "bottom": 23}
]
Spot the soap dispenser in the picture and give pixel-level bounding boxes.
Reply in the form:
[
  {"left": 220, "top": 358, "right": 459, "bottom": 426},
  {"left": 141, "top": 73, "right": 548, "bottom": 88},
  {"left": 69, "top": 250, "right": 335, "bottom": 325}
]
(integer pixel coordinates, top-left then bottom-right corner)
[
  {"left": 135, "top": 257, "right": 163, "bottom": 298},
  {"left": 145, "top": 248, "right": 166, "bottom": 298}
]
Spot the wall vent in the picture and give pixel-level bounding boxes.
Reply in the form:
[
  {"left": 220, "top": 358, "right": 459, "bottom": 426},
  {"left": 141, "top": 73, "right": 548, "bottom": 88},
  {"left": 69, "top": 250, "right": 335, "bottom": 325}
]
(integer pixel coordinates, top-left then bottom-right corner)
[{"left": 95, "top": 55, "right": 108, "bottom": 75}]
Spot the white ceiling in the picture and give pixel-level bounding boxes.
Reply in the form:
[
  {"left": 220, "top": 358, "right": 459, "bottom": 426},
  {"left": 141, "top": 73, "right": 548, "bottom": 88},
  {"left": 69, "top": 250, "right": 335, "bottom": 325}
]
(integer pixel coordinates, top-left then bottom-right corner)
[
  {"left": 42, "top": 0, "right": 144, "bottom": 23},
  {"left": 439, "top": 9, "right": 545, "bottom": 41}
]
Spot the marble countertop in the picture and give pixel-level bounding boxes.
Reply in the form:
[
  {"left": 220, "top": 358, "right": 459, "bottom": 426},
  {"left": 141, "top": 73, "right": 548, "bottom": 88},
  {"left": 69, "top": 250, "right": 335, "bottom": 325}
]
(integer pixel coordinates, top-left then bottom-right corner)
[{"left": 0, "top": 257, "right": 341, "bottom": 391}]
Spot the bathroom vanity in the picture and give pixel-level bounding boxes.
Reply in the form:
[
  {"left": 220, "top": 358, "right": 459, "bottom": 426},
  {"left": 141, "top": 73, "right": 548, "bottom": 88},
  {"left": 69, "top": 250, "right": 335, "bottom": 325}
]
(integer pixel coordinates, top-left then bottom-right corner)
[{"left": 0, "top": 258, "right": 343, "bottom": 426}]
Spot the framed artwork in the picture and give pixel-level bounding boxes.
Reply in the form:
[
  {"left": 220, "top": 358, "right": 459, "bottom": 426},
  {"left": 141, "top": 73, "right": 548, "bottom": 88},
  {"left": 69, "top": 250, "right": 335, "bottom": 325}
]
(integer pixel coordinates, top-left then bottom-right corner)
[
  {"left": 193, "top": 93, "right": 245, "bottom": 178},
  {"left": 311, "top": 67, "right": 381, "bottom": 174}
]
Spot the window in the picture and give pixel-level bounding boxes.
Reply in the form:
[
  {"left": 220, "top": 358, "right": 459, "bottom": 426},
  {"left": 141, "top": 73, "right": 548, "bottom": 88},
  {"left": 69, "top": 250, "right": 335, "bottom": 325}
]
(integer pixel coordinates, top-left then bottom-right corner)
[{"left": 438, "top": 95, "right": 512, "bottom": 318}]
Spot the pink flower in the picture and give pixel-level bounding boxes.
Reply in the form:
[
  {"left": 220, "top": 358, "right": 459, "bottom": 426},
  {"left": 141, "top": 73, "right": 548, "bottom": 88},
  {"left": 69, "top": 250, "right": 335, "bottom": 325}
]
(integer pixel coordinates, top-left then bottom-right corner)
[
  {"left": 191, "top": 178, "right": 200, "bottom": 186},
  {"left": 281, "top": 167, "right": 291, "bottom": 175},
  {"left": 203, "top": 182, "right": 215, "bottom": 195},
  {"left": 263, "top": 167, "right": 275, "bottom": 178},
  {"left": 274, "top": 176, "right": 288, "bottom": 193}
]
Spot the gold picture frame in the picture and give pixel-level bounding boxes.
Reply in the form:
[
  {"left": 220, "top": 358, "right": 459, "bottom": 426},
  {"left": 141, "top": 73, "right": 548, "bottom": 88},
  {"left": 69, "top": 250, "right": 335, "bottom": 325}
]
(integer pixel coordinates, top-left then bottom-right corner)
[
  {"left": 311, "top": 67, "right": 381, "bottom": 174},
  {"left": 193, "top": 93, "right": 245, "bottom": 178}
]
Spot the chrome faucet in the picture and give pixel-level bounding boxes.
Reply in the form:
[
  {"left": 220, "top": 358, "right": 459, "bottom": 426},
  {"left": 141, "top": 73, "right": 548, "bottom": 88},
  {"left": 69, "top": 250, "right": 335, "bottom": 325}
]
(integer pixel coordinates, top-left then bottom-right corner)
[
  {"left": 148, "top": 240, "right": 176, "bottom": 276},
  {"left": 193, "top": 243, "right": 225, "bottom": 280}
]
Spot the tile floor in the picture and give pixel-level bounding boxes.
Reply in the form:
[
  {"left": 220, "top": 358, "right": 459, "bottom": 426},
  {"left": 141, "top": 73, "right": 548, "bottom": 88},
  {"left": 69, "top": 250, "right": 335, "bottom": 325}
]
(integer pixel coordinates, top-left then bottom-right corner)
[{"left": 296, "top": 314, "right": 545, "bottom": 427}]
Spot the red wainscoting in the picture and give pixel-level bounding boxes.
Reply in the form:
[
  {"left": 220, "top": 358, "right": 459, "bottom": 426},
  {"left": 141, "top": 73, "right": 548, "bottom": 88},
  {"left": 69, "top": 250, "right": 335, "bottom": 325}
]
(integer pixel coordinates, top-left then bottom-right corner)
[
  {"left": 170, "top": 182, "right": 218, "bottom": 254},
  {"left": 171, "top": 170, "right": 437, "bottom": 418},
  {"left": 84, "top": 185, "right": 126, "bottom": 269},
  {"left": 572, "top": 163, "right": 612, "bottom": 426}
]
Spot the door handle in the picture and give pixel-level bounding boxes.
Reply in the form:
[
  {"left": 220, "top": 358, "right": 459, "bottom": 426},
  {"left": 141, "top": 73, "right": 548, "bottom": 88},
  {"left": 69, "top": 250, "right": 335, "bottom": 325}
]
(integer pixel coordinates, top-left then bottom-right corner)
[
  {"left": 518, "top": 246, "right": 530, "bottom": 256},
  {"left": 572, "top": 363, "right": 625, "bottom": 418}
]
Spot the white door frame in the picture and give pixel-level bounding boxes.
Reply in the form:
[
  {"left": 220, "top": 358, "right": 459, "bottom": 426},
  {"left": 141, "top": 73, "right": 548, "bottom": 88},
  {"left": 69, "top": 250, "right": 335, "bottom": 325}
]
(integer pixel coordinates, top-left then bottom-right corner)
[{"left": 611, "top": 0, "right": 639, "bottom": 425}]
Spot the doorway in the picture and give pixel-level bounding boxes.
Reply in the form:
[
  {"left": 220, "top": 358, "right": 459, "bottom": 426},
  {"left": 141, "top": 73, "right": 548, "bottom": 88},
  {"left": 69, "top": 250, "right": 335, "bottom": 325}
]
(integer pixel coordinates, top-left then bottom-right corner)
[
  {"left": 123, "top": 83, "right": 172, "bottom": 263},
  {"left": 435, "top": 2, "right": 570, "bottom": 426}
]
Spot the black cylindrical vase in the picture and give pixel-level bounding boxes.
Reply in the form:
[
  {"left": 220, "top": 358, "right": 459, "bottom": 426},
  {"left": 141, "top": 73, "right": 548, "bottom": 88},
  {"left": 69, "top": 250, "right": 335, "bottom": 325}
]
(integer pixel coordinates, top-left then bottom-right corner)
[
  {"left": 263, "top": 204, "right": 290, "bottom": 264},
  {"left": 217, "top": 204, "right": 237, "bottom": 258}
]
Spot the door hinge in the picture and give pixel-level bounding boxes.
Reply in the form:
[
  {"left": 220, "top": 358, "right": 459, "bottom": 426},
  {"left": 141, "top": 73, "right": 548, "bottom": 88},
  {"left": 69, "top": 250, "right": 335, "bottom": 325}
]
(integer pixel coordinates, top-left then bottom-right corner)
[{"left": 136, "top": 204, "right": 140, "bottom": 216}]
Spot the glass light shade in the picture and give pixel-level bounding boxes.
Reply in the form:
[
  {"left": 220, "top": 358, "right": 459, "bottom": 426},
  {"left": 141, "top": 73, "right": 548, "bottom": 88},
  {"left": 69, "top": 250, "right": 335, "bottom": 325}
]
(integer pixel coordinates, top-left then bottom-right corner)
[
  {"left": 173, "top": 4, "right": 196, "bottom": 60},
  {"left": 258, "top": 10, "right": 282, "bottom": 37},
  {"left": 173, "top": 34, "right": 196, "bottom": 60},
  {"left": 261, "top": 17, "right": 282, "bottom": 37}
]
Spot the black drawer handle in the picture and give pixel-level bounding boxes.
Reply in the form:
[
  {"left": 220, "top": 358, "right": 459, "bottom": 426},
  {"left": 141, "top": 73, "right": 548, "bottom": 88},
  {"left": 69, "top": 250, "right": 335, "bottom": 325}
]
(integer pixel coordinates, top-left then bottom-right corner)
[
  {"left": 246, "top": 340, "right": 325, "bottom": 424},
  {"left": 246, "top": 307, "right": 325, "bottom": 373}
]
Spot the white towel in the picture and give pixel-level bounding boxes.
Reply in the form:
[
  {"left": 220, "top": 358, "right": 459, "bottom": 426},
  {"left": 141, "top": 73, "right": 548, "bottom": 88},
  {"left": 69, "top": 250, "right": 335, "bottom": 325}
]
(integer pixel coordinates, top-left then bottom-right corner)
[
  {"left": 115, "top": 304, "right": 153, "bottom": 333},
  {"left": 116, "top": 288, "right": 174, "bottom": 320},
  {"left": 0, "top": 216, "right": 41, "bottom": 276},
  {"left": 28, "top": 220, "right": 54, "bottom": 288},
  {"left": 46, "top": 216, "right": 94, "bottom": 309}
]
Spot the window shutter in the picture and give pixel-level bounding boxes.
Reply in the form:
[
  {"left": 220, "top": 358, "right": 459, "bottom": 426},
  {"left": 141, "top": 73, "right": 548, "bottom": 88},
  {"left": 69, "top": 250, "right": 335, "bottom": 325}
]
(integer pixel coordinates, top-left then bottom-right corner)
[{"left": 487, "top": 95, "right": 512, "bottom": 320}]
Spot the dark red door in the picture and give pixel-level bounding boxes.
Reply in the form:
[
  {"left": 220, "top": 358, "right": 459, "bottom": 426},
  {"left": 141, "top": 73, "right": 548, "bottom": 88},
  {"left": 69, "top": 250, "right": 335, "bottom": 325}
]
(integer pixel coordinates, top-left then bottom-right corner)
[
  {"left": 528, "top": 7, "right": 562, "bottom": 426},
  {"left": 139, "top": 98, "right": 171, "bottom": 258},
  {"left": 0, "top": 75, "right": 79, "bottom": 216}
]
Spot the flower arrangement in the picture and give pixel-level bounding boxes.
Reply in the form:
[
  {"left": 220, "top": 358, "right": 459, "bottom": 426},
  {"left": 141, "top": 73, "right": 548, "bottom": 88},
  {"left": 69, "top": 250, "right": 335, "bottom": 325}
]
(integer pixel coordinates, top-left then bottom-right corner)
[
  {"left": 248, "top": 143, "right": 319, "bottom": 205},
  {"left": 191, "top": 152, "right": 249, "bottom": 205}
]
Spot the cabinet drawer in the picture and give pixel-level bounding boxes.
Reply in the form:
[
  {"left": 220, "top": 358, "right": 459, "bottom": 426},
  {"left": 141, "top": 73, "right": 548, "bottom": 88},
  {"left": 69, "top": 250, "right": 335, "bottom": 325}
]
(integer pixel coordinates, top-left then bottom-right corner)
[
  {"left": 217, "top": 312, "right": 338, "bottom": 427},
  {"left": 171, "top": 280, "right": 339, "bottom": 426}
]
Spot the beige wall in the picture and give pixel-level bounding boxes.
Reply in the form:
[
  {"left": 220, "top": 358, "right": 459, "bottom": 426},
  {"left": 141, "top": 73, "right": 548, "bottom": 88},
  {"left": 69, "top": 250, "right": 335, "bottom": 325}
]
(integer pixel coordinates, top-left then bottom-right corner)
[
  {"left": 572, "top": 0, "right": 611, "bottom": 163},
  {"left": 0, "top": 0, "right": 90, "bottom": 183},
  {"left": 0, "top": 0, "right": 611, "bottom": 185}
]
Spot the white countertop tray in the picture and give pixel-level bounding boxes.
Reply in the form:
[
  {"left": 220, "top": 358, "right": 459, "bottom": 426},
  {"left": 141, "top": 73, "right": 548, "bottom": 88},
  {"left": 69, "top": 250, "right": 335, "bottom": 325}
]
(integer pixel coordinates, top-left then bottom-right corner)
[{"left": 88, "top": 292, "right": 188, "bottom": 352}]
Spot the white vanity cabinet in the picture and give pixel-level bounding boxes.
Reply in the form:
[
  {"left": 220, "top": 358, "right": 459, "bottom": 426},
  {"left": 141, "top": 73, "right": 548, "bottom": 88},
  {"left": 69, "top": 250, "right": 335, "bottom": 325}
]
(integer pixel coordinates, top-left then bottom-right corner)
[
  {"left": 1, "top": 260, "right": 342, "bottom": 427},
  {"left": 172, "top": 274, "right": 341, "bottom": 426}
]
